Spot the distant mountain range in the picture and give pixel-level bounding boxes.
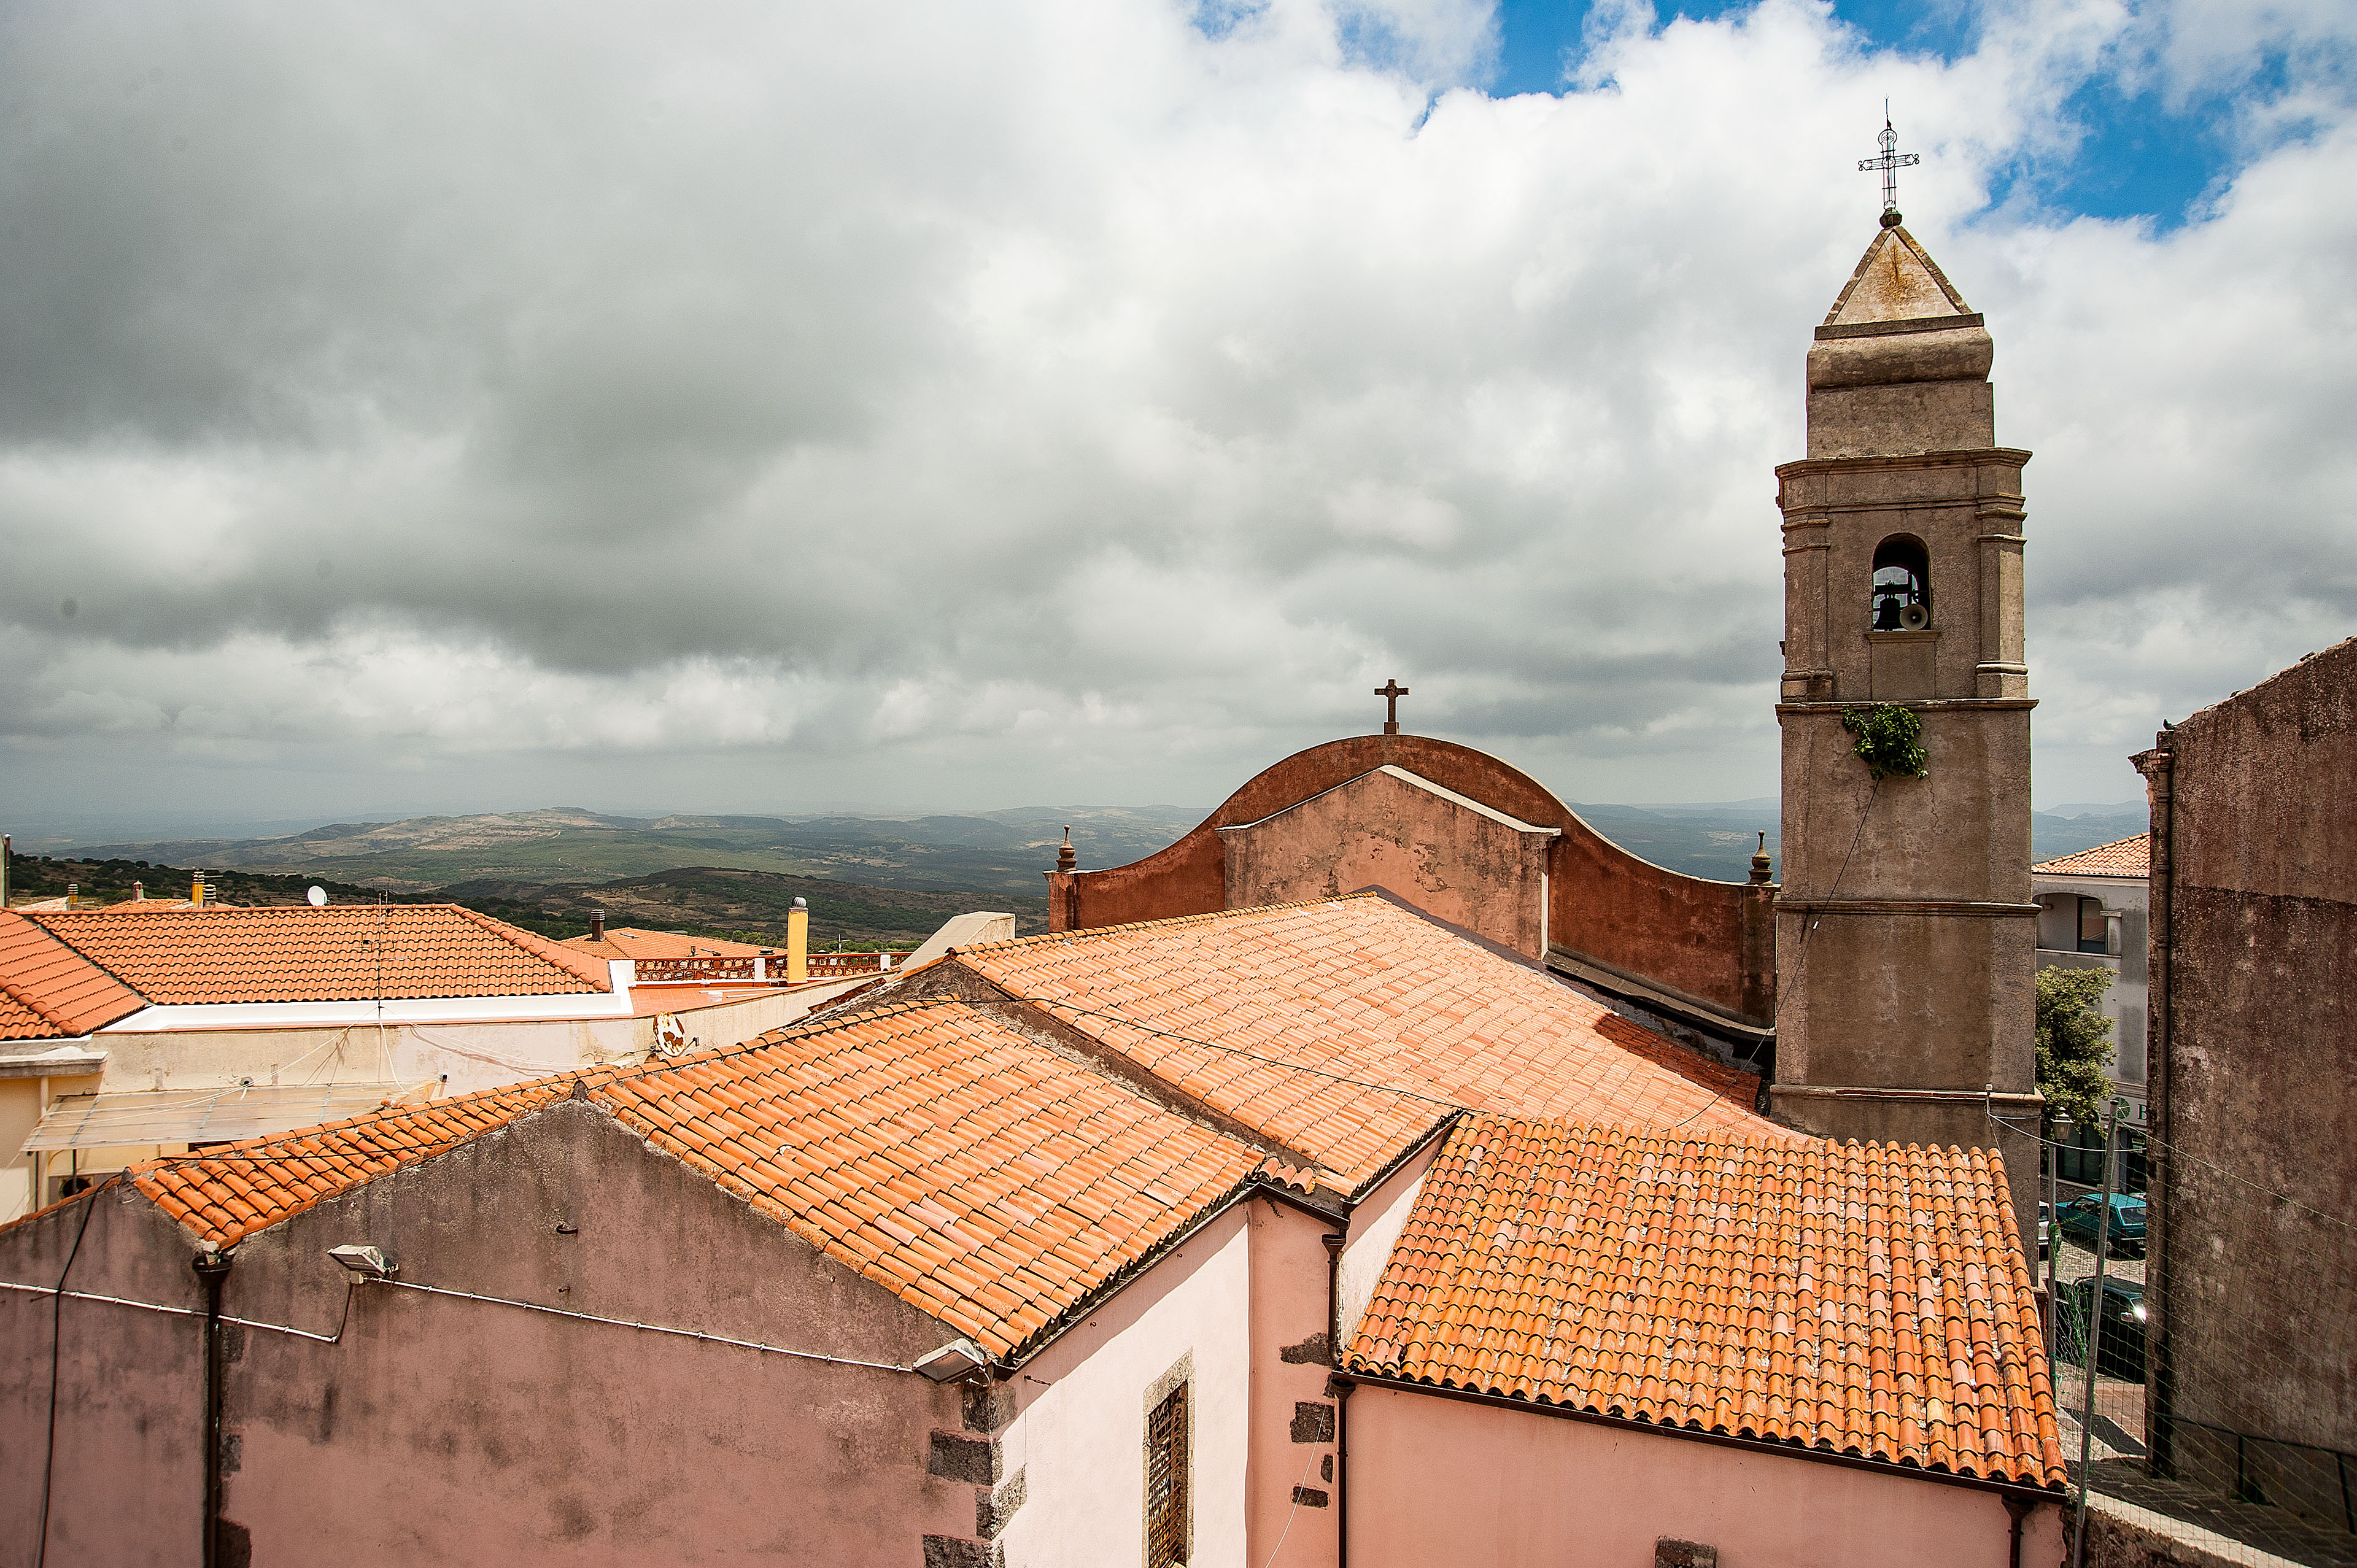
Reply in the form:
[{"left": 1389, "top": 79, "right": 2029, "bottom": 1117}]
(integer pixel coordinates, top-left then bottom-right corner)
[{"left": 71, "top": 796, "right": 2151, "bottom": 902}]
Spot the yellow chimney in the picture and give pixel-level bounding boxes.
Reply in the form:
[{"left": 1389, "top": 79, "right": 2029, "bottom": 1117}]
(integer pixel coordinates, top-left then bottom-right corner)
[
  {"left": 66, "top": 882, "right": 78, "bottom": 910},
  {"left": 192, "top": 871, "right": 206, "bottom": 908},
  {"left": 787, "top": 897, "right": 808, "bottom": 983}
]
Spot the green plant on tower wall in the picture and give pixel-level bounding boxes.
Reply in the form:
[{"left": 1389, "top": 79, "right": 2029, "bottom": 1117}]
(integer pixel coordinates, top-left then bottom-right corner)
[{"left": 1840, "top": 704, "right": 1929, "bottom": 781}]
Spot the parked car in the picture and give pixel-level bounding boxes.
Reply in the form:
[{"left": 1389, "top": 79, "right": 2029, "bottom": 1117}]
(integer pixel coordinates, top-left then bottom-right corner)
[
  {"left": 2055, "top": 1277, "right": 2147, "bottom": 1384},
  {"left": 2055, "top": 1192, "right": 2146, "bottom": 1257}
]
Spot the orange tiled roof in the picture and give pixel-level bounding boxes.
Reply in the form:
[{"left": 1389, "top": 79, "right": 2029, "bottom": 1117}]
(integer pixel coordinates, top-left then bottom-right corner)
[
  {"left": 23, "top": 904, "right": 613, "bottom": 1003},
  {"left": 2032, "top": 834, "right": 2150, "bottom": 878},
  {"left": 557, "top": 927, "right": 773, "bottom": 962},
  {"left": 950, "top": 896, "right": 1785, "bottom": 1191},
  {"left": 121, "top": 999, "right": 1269, "bottom": 1360},
  {"left": 1344, "top": 1114, "right": 2067, "bottom": 1489},
  {"left": 0, "top": 910, "right": 147, "bottom": 1040},
  {"left": 125, "top": 1074, "right": 599, "bottom": 1246}
]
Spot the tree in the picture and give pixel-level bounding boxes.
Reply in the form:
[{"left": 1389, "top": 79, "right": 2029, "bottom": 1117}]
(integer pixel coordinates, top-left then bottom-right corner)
[{"left": 2036, "top": 965, "right": 2116, "bottom": 1127}]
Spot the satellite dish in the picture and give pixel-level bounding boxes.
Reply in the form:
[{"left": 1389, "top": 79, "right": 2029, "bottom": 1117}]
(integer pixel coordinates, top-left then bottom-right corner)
[
  {"left": 1899, "top": 602, "right": 1932, "bottom": 632},
  {"left": 306, "top": 886, "right": 328, "bottom": 907}
]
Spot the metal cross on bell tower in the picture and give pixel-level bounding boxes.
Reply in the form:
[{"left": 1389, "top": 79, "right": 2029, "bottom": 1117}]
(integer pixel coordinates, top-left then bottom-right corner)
[
  {"left": 1857, "top": 102, "right": 1919, "bottom": 228},
  {"left": 1374, "top": 679, "right": 1409, "bottom": 735}
]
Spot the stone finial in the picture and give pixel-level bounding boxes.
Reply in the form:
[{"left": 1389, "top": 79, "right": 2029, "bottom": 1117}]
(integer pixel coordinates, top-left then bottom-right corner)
[
  {"left": 1750, "top": 832, "right": 1773, "bottom": 885},
  {"left": 1056, "top": 827, "right": 1077, "bottom": 875}
]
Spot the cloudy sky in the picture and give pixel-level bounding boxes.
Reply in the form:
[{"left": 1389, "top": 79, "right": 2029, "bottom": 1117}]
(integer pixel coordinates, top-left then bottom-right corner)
[{"left": 2, "top": 0, "right": 2350, "bottom": 836}]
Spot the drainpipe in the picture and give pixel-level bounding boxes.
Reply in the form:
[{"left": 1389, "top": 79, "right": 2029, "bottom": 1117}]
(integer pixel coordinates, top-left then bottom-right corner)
[
  {"left": 2134, "top": 734, "right": 2175, "bottom": 1480},
  {"left": 1322, "top": 1233, "right": 1348, "bottom": 1568},
  {"left": 192, "top": 1250, "right": 233, "bottom": 1568},
  {"left": 2004, "top": 1495, "right": 2030, "bottom": 1568}
]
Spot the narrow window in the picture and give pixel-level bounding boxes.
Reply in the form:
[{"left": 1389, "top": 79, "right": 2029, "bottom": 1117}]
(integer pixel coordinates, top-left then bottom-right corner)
[
  {"left": 1870, "top": 535, "right": 1932, "bottom": 630},
  {"left": 1146, "top": 1381, "right": 1191, "bottom": 1568},
  {"left": 2078, "top": 897, "right": 2109, "bottom": 954}
]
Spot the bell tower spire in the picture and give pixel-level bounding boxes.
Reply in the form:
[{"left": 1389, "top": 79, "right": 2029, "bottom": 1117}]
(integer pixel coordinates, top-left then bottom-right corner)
[{"left": 1769, "top": 209, "right": 2043, "bottom": 1232}]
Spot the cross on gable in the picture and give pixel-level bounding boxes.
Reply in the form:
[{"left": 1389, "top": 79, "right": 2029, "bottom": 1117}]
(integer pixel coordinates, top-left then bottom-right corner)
[
  {"left": 1857, "top": 108, "right": 1920, "bottom": 225},
  {"left": 1375, "top": 679, "right": 1410, "bottom": 735}
]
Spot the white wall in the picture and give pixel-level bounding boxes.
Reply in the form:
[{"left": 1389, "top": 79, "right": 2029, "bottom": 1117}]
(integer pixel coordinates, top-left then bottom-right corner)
[
  {"left": 1336, "top": 1135, "right": 1445, "bottom": 1346},
  {"left": 995, "top": 1205, "right": 1254, "bottom": 1568}
]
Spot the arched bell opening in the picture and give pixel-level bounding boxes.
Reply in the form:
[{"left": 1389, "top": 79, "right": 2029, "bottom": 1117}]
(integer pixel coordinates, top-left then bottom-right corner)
[{"left": 1870, "top": 535, "right": 1932, "bottom": 631}]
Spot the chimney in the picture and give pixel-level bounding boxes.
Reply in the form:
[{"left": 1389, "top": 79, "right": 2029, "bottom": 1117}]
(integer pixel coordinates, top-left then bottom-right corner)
[
  {"left": 132, "top": 881, "right": 144, "bottom": 902},
  {"left": 66, "top": 881, "right": 78, "bottom": 910},
  {"left": 1, "top": 833, "right": 9, "bottom": 908},
  {"left": 192, "top": 871, "right": 207, "bottom": 908},
  {"left": 589, "top": 910, "right": 606, "bottom": 942},
  {"left": 787, "top": 897, "right": 808, "bottom": 984}
]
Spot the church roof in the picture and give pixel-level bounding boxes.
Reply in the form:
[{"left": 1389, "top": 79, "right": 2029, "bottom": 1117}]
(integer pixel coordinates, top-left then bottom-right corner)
[
  {"left": 945, "top": 894, "right": 1786, "bottom": 1192},
  {"left": 1344, "top": 1113, "right": 2067, "bottom": 1490},
  {"left": 2032, "top": 834, "right": 2150, "bottom": 878}
]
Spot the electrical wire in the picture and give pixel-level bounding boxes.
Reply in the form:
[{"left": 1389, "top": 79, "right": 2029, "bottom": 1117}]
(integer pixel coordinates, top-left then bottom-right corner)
[
  {"left": 1256, "top": 1441, "right": 1328, "bottom": 1568},
  {"left": 1984, "top": 1106, "right": 2353, "bottom": 1232},
  {"left": 34, "top": 1171, "right": 122, "bottom": 1568}
]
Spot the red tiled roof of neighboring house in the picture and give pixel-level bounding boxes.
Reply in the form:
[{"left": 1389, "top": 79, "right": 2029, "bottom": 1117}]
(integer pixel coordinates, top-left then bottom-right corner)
[
  {"left": 122, "top": 1074, "right": 599, "bottom": 1247},
  {"left": 0, "top": 910, "right": 148, "bottom": 1040},
  {"left": 948, "top": 896, "right": 1786, "bottom": 1192},
  {"left": 557, "top": 927, "right": 774, "bottom": 962},
  {"left": 22, "top": 904, "right": 613, "bottom": 1003},
  {"left": 112, "top": 999, "right": 1270, "bottom": 1361},
  {"left": 1344, "top": 1114, "right": 2066, "bottom": 1489},
  {"left": 2032, "top": 835, "right": 2150, "bottom": 878}
]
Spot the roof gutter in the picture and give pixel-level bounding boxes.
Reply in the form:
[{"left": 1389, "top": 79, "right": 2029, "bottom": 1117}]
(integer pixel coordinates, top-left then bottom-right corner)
[{"left": 1328, "top": 1369, "right": 2067, "bottom": 1507}]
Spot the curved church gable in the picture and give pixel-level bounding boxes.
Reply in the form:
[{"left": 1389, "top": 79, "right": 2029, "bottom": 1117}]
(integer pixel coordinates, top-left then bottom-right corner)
[{"left": 1044, "top": 733, "right": 1776, "bottom": 1044}]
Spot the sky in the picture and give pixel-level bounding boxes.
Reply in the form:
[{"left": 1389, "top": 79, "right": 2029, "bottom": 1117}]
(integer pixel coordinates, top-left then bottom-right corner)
[{"left": 1, "top": 0, "right": 2350, "bottom": 838}]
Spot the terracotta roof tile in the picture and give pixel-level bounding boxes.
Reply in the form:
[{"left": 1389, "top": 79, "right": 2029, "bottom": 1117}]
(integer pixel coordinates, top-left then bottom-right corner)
[
  {"left": 114, "top": 1000, "right": 1266, "bottom": 1361},
  {"left": 23, "top": 904, "right": 613, "bottom": 1003},
  {"left": 1343, "top": 1114, "right": 2066, "bottom": 1489},
  {"left": 2032, "top": 834, "right": 2149, "bottom": 877},
  {"left": 951, "top": 896, "right": 1785, "bottom": 1189},
  {"left": 0, "top": 910, "right": 148, "bottom": 1040},
  {"left": 556, "top": 927, "right": 773, "bottom": 962}
]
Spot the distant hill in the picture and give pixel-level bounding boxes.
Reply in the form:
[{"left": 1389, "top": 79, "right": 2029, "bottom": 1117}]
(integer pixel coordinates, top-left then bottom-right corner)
[
  {"left": 56, "top": 794, "right": 2157, "bottom": 913},
  {"left": 444, "top": 868, "right": 1046, "bottom": 948},
  {"left": 79, "top": 805, "right": 1209, "bottom": 896}
]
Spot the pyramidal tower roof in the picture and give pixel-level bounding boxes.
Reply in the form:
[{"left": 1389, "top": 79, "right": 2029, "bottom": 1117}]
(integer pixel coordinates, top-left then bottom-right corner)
[{"left": 1822, "top": 224, "right": 1974, "bottom": 328}]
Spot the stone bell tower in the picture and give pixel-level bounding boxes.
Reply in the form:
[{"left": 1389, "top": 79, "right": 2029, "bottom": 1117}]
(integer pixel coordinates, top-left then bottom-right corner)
[{"left": 1768, "top": 213, "right": 2043, "bottom": 1232}]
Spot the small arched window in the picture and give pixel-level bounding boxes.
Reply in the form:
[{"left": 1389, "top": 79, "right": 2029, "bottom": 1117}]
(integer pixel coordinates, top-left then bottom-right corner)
[{"left": 1871, "top": 535, "right": 1932, "bottom": 631}]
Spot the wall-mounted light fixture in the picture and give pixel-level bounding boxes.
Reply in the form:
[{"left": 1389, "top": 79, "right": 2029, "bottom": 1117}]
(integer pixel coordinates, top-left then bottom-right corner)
[
  {"left": 328, "top": 1243, "right": 398, "bottom": 1280},
  {"left": 912, "top": 1338, "right": 988, "bottom": 1382}
]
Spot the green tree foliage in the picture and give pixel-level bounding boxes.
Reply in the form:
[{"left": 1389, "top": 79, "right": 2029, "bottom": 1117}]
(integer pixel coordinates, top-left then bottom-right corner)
[
  {"left": 1840, "top": 704, "right": 1929, "bottom": 781},
  {"left": 2037, "top": 965, "right": 2116, "bottom": 1126}
]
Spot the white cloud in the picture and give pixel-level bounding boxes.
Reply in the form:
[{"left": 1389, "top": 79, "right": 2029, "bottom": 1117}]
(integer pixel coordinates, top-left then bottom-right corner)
[{"left": 0, "top": 0, "right": 2350, "bottom": 827}]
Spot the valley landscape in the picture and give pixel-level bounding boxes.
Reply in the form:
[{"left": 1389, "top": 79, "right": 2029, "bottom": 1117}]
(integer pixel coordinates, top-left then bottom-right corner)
[{"left": 16, "top": 797, "right": 2150, "bottom": 952}]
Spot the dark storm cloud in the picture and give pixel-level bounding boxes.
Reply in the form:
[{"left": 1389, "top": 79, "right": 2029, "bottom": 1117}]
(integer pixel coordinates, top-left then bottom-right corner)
[{"left": 0, "top": 0, "right": 2351, "bottom": 816}]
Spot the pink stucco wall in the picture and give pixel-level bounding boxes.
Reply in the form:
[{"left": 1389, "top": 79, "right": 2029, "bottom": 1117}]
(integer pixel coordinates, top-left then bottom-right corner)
[
  {"left": 1345, "top": 1385, "right": 2067, "bottom": 1568},
  {"left": 2, "top": 1100, "right": 983, "bottom": 1566}
]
